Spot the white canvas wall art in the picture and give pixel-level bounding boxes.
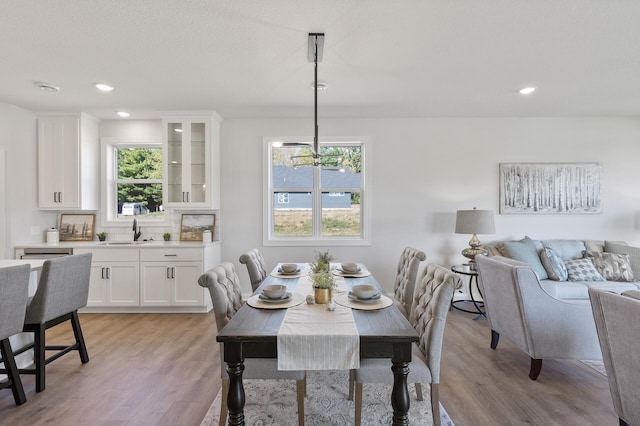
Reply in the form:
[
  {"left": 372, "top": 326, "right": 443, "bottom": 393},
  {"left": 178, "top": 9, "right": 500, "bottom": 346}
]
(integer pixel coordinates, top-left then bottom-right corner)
[{"left": 500, "top": 163, "right": 602, "bottom": 214}]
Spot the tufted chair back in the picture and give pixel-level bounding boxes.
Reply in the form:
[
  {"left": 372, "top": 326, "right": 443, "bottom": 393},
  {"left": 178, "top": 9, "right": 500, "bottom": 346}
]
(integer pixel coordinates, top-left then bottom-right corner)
[
  {"left": 393, "top": 247, "right": 427, "bottom": 318},
  {"left": 198, "top": 262, "right": 244, "bottom": 331},
  {"left": 409, "top": 263, "right": 461, "bottom": 384},
  {"left": 239, "top": 248, "right": 268, "bottom": 292}
]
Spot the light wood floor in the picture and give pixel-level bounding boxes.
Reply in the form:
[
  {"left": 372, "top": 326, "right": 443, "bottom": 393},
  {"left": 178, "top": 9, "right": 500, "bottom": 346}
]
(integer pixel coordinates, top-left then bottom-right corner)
[{"left": 0, "top": 309, "right": 617, "bottom": 425}]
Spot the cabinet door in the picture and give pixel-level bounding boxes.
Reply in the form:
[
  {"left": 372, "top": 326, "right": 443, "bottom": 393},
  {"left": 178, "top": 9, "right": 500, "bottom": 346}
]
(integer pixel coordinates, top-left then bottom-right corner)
[
  {"left": 140, "top": 263, "right": 173, "bottom": 306},
  {"left": 173, "top": 262, "right": 204, "bottom": 305},
  {"left": 87, "top": 264, "right": 108, "bottom": 306},
  {"left": 38, "top": 116, "right": 80, "bottom": 209},
  {"left": 163, "top": 116, "right": 212, "bottom": 208},
  {"left": 108, "top": 263, "right": 140, "bottom": 306}
]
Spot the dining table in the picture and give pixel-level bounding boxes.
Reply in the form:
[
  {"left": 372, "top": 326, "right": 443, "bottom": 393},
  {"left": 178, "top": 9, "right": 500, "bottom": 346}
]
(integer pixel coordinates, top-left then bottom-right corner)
[{"left": 216, "top": 263, "right": 419, "bottom": 426}]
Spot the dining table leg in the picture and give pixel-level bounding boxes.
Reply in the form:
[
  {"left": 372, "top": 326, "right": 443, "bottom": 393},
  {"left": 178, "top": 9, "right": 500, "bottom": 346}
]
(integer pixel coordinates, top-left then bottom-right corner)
[
  {"left": 224, "top": 342, "right": 246, "bottom": 426},
  {"left": 391, "top": 341, "right": 412, "bottom": 426}
]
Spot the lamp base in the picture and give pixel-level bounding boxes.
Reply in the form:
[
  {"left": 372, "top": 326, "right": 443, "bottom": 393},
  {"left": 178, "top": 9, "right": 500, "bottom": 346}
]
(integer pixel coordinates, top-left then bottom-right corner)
[{"left": 461, "top": 233, "right": 488, "bottom": 269}]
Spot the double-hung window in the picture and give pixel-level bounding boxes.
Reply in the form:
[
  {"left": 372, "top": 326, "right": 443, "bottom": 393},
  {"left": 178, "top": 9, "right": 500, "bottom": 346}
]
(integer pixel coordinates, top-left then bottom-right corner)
[
  {"left": 101, "top": 138, "right": 164, "bottom": 223},
  {"left": 264, "top": 137, "right": 370, "bottom": 246}
]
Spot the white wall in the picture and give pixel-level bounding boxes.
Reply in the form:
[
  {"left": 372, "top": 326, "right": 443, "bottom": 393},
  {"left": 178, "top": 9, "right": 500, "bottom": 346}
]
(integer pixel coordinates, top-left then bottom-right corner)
[
  {"left": 0, "top": 103, "right": 56, "bottom": 254},
  {"left": 221, "top": 117, "right": 640, "bottom": 293}
]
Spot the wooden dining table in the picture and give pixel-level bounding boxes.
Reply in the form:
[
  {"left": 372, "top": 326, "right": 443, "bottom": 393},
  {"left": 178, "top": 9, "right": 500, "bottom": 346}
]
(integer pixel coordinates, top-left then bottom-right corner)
[{"left": 216, "top": 263, "right": 419, "bottom": 426}]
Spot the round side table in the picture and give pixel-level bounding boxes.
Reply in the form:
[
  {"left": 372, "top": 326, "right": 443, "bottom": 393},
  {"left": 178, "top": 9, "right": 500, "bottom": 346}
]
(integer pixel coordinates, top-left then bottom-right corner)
[{"left": 451, "top": 265, "right": 485, "bottom": 320}]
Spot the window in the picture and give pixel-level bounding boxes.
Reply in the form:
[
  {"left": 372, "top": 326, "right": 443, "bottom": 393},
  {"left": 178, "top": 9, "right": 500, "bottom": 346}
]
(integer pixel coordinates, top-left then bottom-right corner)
[
  {"left": 102, "top": 138, "right": 164, "bottom": 223},
  {"left": 264, "top": 137, "right": 370, "bottom": 246}
]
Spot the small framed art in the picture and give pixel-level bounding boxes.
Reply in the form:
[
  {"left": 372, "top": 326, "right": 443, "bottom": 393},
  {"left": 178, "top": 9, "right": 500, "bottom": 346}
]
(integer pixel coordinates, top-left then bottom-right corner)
[
  {"left": 59, "top": 214, "right": 96, "bottom": 241},
  {"left": 180, "top": 214, "right": 215, "bottom": 241}
]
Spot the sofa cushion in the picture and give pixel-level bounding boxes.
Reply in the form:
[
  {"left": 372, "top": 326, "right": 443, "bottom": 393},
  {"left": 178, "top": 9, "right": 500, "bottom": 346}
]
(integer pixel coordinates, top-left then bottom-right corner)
[
  {"left": 542, "top": 239, "right": 586, "bottom": 260},
  {"left": 540, "top": 247, "right": 568, "bottom": 281},
  {"left": 565, "top": 258, "right": 604, "bottom": 281},
  {"left": 605, "top": 241, "right": 640, "bottom": 279},
  {"left": 496, "top": 239, "right": 548, "bottom": 280},
  {"left": 542, "top": 280, "right": 640, "bottom": 300},
  {"left": 584, "top": 251, "right": 636, "bottom": 282}
]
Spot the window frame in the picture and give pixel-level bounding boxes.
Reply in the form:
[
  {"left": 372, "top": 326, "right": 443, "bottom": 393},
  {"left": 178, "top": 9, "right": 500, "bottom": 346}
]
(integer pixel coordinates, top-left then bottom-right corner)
[
  {"left": 100, "top": 137, "right": 166, "bottom": 227},
  {"left": 263, "top": 136, "right": 371, "bottom": 246}
]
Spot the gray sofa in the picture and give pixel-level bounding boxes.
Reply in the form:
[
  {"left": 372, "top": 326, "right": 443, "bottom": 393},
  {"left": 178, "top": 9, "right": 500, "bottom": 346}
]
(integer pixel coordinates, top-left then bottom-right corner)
[{"left": 484, "top": 238, "right": 640, "bottom": 301}]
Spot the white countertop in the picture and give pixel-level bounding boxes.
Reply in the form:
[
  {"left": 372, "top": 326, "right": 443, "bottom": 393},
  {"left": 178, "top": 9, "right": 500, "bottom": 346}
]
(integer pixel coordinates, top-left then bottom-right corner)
[
  {"left": 15, "top": 240, "right": 222, "bottom": 249},
  {"left": 0, "top": 259, "right": 46, "bottom": 270}
]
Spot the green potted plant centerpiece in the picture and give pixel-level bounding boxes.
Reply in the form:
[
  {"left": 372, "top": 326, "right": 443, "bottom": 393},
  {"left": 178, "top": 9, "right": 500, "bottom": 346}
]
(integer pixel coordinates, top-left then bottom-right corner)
[
  {"left": 310, "top": 250, "right": 335, "bottom": 304},
  {"left": 163, "top": 233, "right": 171, "bottom": 241},
  {"left": 97, "top": 232, "right": 107, "bottom": 242}
]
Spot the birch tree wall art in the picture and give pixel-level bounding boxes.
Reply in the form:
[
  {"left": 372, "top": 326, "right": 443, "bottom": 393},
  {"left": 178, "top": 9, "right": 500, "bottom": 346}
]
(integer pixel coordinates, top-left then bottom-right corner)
[{"left": 500, "top": 163, "right": 602, "bottom": 214}]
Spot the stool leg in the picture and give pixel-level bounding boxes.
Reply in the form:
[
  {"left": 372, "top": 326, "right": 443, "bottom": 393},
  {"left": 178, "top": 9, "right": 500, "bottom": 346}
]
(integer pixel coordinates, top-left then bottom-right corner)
[
  {"left": 0, "top": 338, "right": 26, "bottom": 405},
  {"left": 71, "top": 311, "right": 89, "bottom": 363}
]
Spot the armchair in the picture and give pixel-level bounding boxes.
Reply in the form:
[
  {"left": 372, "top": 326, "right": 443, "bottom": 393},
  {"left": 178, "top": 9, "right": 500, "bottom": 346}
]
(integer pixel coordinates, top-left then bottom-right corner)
[
  {"left": 475, "top": 255, "right": 602, "bottom": 380},
  {"left": 589, "top": 288, "right": 640, "bottom": 426}
]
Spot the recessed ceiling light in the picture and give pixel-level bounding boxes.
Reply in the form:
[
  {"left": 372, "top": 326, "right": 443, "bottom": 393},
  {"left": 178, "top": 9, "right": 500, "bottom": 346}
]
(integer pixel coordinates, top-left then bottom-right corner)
[
  {"left": 95, "top": 83, "right": 115, "bottom": 92},
  {"left": 311, "top": 80, "right": 329, "bottom": 91},
  {"left": 116, "top": 111, "right": 130, "bottom": 118},
  {"left": 519, "top": 86, "right": 536, "bottom": 95},
  {"left": 34, "top": 82, "right": 60, "bottom": 92}
]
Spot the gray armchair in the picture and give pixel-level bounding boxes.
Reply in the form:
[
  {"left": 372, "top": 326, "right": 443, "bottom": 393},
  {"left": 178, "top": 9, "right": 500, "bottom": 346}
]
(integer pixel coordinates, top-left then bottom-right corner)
[
  {"left": 353, "top": 263, "right": 461, "bottom": 426},
  {"left": 198, "top": 262, "right": 305, "bottom": 425},
  {"left": 20, "top": 253, "right": 92, "bottom": 392},
  {"left": 0, "top": 264, "right": 31, "bottom": 405},
  {"left": 476, "top": 255, "right": 602, "bottom": 380},
  {"left": 239, "top": 248, "right": 268, "bottom": 292},
  {"left": 589, "top": 288, "right": 640, "bottom": 426}
]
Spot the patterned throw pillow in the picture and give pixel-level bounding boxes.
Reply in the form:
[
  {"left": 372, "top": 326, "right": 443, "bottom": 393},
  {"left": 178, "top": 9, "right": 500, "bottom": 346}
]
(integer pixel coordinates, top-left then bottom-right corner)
[
  {"left": 540, "top": 247, "right": 568, "bottom": 281},
  {"left": 584, "top": 251, "right": 636, "bottom": 282},
  {"left": 564, "top": 258, "right": 605, "bottom": 282}
]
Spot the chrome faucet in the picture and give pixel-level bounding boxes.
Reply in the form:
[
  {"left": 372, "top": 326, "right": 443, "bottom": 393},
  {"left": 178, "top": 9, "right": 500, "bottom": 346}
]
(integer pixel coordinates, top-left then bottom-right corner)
[{"left": 133, "top": 218, "right": 141, "bottom": 241}]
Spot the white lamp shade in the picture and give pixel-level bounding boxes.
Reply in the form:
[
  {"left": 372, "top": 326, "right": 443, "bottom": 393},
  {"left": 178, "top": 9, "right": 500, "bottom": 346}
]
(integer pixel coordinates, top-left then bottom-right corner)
[{"left": 455, "top": 209, "right": 496, "bottom": 235}]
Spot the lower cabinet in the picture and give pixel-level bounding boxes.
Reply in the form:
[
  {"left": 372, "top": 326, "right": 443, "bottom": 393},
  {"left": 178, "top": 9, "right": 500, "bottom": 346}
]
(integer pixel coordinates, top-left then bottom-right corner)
[
  {"left": 76, "top": 243, "right": 219, "bottom": 312},
  {"left": 87, "top": 262, "right": 140, "bottom": 306}
]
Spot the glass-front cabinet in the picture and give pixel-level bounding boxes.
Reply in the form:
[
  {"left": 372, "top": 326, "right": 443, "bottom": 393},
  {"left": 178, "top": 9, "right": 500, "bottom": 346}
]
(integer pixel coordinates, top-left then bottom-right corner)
[{"left": 162, "top": 113, "right": 221, "bottom": 209}]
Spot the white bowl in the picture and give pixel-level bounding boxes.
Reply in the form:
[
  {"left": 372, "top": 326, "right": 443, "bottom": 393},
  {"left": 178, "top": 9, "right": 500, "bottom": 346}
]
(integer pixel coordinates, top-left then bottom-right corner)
[
  {"left": 341, "top": 262, "right": 360, "bottom": 273},
  {"left": 351, "top": 284, "right": 378, "bottom": 299},
  {"left": 262, "top": 284, "right": 287, "bottom": 299},
  {"left": 281, "top": 263, "right": 298, "bottom": 273}
]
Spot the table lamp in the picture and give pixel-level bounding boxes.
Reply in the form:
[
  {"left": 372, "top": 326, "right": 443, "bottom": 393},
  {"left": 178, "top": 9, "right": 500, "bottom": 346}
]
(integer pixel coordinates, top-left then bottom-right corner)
[{"left": 455, "top": 208, "right": 496, "bottom": 270}]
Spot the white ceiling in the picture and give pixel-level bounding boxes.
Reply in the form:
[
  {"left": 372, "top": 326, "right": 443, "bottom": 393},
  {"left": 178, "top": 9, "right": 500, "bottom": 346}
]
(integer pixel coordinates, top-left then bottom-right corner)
[{"left": 3, "top": 0, "right": 640, "bottom": 120}]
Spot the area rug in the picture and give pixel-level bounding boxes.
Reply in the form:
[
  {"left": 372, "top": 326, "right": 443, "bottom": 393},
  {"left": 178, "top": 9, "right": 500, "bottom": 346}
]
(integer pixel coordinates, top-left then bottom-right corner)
[
  {"left": 579, "top": 359, "right": 607, "bottom": 376},
  {"left": 200, "top": 370, "right": 454, "bottom": 425}
]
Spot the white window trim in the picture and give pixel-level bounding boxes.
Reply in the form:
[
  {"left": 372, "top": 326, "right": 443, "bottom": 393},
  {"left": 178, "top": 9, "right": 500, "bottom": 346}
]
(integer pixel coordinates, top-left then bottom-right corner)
[
  {"left": 100, "top": 137, "right": 167, "bottom": 227},
  {"left": 263, "top": 136, "right": 371, "bottom": 247}
]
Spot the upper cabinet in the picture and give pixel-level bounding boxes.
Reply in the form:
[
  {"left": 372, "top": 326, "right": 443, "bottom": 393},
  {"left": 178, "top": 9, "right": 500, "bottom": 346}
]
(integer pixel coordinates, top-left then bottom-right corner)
[
  {"left": 37, "top": 113, "right": 100, "bottom": 210},
  {"left": 162, "top": 112, "right": 221, "bottom": 209}
]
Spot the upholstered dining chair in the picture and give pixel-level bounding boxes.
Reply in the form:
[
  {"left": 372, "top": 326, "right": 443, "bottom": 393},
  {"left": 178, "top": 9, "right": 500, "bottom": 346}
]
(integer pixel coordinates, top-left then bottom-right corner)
[
  {"left": 19, "top": 253, "right": 92, "bottom": 392},
  {"left": 239, "top": 248, "right": 268, "bottom": 292},
  {"left": 198, "top": 262, "right": 306, "bottom": 426},
  {"left": 393, "top": 247, "right": 427, "bottom": 318},
  {"left": 0, "top": 264, "right": 31, "bottom": 405},
  {"left": 589, "top": 288, "right": 640, "bottom": 426},
  {"left": 352, "top": 263, "right": 461, "bottom": 426}
]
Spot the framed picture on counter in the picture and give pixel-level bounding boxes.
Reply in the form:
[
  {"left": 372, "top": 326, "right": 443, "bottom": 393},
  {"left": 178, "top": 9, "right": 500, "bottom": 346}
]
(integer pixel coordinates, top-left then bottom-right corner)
[
  {"left": 180, "top": 213, "right": 215, "bottom": 241},
  {"left": 59, "top": 214, "right": 95, "bottom": 241}
]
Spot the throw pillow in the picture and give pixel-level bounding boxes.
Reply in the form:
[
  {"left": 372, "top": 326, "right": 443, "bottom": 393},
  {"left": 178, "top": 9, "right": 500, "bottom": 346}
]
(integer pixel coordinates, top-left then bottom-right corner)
[
  {"left": 542, "top": 239, "right": 586, "bottom": 260},
  {"left": 540, "top": 247, "right": 568, "bottom": 281},
  {"left": 496, "top": 240, "right": 548, "bottom": 280},
  {"left": 564, "top": 258, "right": 605, "bottom": 282},
  {"left": 584, "top": 250, "right": 636, "bottom": 282}
]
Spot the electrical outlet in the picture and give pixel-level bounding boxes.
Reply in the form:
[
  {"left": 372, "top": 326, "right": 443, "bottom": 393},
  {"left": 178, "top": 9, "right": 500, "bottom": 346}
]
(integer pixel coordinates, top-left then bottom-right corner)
[{"left": 31, "top": 225, "right": 41, "bottom": 235}]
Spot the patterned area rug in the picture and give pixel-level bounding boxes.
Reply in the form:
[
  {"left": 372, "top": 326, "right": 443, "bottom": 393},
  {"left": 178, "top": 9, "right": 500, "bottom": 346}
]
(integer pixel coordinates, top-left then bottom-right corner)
[
  {"left": 580, "top": 359, "right": 607, "bottom": 376},
  {"left": 201, "top": 370, "right": 454, "bottom": 425}
]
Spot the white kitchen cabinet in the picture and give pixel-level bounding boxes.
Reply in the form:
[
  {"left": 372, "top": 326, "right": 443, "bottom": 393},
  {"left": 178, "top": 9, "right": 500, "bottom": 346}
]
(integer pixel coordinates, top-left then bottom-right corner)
[
  {"left": 162, "top": 112, "right": 221, "bottom": 209},
  {"left": 140, "top": 248, "right": 206, "bottom": 307},
  {"left": 37, "top": 113, "right": 99, "bottom": 210},
  {"left": 76, "top": 248, "right": 140, "bottom": 307}
]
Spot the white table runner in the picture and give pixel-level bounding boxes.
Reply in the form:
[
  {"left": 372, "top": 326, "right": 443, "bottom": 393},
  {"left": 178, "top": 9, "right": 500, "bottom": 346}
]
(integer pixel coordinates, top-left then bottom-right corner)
[{"left": 277, "top": 275, "right": 360, "bottom": 371}]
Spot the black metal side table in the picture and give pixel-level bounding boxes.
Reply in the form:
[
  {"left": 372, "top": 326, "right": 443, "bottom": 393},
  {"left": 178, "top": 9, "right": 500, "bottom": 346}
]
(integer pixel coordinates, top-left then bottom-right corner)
[{"left": 451, "top": 264, "right": 485, "bottom": 320}]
